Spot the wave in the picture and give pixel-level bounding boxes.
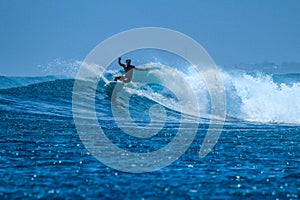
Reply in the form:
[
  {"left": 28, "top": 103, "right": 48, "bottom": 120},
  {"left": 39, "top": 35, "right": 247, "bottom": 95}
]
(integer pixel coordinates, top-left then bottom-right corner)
[
  {"left": 1, "top": 63, "right": 300, "bottom": 124},
  {"left": 104, "top": 63, "right": 300, "bottom": 124},
  {"left": 0, "top": 78, "right": 74, "bottom": 118}
]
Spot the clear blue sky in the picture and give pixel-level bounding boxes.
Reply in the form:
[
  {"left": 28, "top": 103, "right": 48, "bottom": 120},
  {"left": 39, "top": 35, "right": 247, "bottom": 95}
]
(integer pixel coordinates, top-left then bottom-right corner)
[{"left": 1, "top": 0, "right": 300, "bottom": 76}]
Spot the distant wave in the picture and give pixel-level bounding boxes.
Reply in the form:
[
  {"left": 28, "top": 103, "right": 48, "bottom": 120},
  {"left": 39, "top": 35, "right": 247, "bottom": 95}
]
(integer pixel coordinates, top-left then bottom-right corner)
[{"left": 0, "top": 75, "right": 66, "bottom": 90}]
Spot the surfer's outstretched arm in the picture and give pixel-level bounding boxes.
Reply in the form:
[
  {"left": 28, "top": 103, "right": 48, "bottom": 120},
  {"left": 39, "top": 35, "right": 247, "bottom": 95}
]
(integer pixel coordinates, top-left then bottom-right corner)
[
  {"left": 135, "top": 67, "right": 150, "bottom": 71},
  {"left": 118, "top": 57, "right": 125, "bottom": 68}
]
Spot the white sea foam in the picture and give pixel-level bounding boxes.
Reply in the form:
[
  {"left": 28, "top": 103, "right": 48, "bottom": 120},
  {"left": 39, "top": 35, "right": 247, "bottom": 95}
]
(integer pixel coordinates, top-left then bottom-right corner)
[{"left": 224, "top": 71, "right": 300, "bottom": 124}]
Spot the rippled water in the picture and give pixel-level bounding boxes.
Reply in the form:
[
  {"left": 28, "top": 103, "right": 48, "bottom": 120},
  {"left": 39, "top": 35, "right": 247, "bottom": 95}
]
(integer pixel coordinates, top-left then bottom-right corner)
[{"left": 0, "top": 77, "right": 299, "bottom": 199}]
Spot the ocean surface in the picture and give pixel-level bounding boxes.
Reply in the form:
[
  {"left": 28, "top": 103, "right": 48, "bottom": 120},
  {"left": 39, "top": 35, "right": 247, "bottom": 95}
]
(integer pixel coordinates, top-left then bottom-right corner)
[{"left": 0, "top": 65, "right": 299, "bottom": 199}]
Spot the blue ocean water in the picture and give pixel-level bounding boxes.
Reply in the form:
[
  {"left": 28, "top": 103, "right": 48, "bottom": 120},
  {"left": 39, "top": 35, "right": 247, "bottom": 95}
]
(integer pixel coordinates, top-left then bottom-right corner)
[{"left": 0, "top": 65, "right": 299, "bottom": 199}]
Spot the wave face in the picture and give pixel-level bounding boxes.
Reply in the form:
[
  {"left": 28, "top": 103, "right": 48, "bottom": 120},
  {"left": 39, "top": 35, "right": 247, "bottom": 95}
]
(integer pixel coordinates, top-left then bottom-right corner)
[{"left": 0, "top": 64, "right": 300, "bottom": 124}]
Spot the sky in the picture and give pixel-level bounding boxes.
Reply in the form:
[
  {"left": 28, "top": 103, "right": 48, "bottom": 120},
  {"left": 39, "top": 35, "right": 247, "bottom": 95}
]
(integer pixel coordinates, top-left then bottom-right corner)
[{"left": 0, "top": 0, "right": 300, "bottom": 76}]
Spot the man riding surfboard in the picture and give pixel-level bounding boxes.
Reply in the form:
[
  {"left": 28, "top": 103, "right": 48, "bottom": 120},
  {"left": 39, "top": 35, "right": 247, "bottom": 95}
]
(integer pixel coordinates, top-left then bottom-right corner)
[{"left": 114, "top": 57, "right": 149, "bottom": 83}]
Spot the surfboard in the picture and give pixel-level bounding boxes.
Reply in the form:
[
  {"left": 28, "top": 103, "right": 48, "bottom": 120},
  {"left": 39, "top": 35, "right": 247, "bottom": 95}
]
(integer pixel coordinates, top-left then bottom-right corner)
[{"left": 105, "top": 81, "right": 124, "bottom": 98}]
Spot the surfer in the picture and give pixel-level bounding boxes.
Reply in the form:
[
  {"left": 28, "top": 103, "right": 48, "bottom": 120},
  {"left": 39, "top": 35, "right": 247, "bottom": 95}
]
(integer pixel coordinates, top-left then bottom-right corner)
[{"left": 114, "top": 57, "right": 149, "bottom": 83}]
